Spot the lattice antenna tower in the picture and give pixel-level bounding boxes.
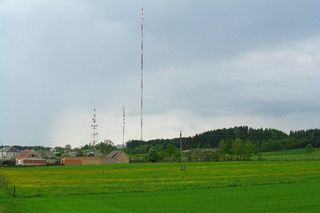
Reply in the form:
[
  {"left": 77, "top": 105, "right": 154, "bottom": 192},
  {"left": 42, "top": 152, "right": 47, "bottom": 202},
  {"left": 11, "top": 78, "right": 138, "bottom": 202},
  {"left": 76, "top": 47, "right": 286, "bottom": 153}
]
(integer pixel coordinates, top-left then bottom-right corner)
[
  {"left": 1, "top": 139, "right": 3, "bottom": 160},
  {"left": 122, "top": 105, "right": 125, "bottom": 148},
  {"left": 91, "top": 108, "right": 98, "bottom": 150},
  {"left": 140, "top": 7, "right": 144, "bottom": 142}
]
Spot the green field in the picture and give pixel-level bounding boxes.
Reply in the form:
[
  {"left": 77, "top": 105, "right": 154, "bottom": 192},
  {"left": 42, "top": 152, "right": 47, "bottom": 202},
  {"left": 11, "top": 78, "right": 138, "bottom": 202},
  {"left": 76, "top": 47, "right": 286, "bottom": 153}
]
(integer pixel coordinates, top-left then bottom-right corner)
[
  {"left": 255, "top": 148, "right": 320, "bottom": 160},
  {"left": 1, "top": 161, "right": 320, "bottom": 212}
]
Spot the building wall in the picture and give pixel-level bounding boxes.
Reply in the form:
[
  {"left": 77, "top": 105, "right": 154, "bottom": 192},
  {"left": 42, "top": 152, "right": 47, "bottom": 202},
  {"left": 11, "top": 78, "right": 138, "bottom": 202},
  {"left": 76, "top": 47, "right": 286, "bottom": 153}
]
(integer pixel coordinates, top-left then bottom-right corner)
[
  {"left": 107, "top": 152, "right": 129, "bottom": 164},
  {"left": 1, "top": 152, "right": 19, "bottom": 160},
  {"left": 62, "top": 157, "right": 107, "bottom": 165},
  {"left": 46, "top": 159, "right": 58, "bottom": 165},
  {"left": 61, "top": 158, "right": 82, "bottom": 165},
  {"left": 8, "top": 152, "right": 18, "bottom": 160},
  {"left": 16, "top": 159, "right": 46, "bottom": 166},
  {"left": 81, "top": 158, "right": 106, "bottom": 165},
  {"left": 117, "top": 152, "right": 129, "bottom": 163},
  {"left": 62, "top": 153, "right": 129, "bottom": 165}
]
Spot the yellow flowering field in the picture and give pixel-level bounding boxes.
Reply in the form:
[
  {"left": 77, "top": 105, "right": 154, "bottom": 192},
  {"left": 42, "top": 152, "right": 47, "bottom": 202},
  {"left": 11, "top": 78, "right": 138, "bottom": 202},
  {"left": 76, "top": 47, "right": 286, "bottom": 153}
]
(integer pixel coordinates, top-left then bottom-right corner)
[{"left": 1, "top": 161, "right": 320, "bottom": 197}]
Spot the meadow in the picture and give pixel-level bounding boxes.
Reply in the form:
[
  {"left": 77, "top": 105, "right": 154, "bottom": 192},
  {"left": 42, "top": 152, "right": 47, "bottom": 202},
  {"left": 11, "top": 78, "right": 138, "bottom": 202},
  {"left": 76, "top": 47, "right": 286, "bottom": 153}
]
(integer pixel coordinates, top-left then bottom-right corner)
[
  {"left": 1, "top": 161, "right": 320, "bottom": 212},
  {"left": 255, "top": 148, "right": 320, "bottom": 160}
]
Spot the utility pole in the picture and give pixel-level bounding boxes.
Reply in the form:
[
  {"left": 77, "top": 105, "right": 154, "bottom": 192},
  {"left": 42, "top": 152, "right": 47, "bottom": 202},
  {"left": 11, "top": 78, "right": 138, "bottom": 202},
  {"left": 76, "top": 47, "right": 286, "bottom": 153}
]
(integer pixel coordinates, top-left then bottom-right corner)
[
  {"left": 140, "top": 7, "right": 144, "bottom": 142},
  {"left": 180, "top": 131, "right": 185, "bottom": 171}
]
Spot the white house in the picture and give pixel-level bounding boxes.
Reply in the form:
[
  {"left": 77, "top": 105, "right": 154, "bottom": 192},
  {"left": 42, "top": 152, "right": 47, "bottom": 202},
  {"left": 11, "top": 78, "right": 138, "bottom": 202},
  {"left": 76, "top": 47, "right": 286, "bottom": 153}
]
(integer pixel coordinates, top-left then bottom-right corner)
[{"left": 0, "top": 146, "right": 20, "bottom": 160}]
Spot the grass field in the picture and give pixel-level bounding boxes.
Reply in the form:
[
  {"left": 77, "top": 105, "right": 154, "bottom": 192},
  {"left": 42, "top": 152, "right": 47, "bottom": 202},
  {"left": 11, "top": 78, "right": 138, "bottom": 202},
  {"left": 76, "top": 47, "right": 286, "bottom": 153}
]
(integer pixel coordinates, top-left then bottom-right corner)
[
  {"left": 255, "top": 148, "right": 320, "bottom": 160},
  {"left": 1, "top": 161, "right": 320, "bottom": 212}
]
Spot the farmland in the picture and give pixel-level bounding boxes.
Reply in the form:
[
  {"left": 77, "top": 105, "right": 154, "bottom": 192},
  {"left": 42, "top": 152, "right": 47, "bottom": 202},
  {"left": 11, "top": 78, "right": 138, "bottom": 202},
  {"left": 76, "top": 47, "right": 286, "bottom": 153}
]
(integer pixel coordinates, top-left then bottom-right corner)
[
  {"left": 1, "top": 161, "right": 320, "bottom": 212},
  {"left": 255, "top": 148, "right": 320, "bottom": 161}
]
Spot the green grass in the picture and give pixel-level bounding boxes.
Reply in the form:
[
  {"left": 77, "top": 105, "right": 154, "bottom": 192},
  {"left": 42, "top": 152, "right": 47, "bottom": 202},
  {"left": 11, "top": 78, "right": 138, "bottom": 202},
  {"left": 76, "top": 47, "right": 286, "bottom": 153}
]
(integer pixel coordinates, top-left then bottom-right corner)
[
  {"left": 1, "top": 161, "right": 320, "bottom": 212},
  {"left": 6, "top": 181, "right": 320, "bottom": 213},
  {"left": 255, "top": 148, "right": 320, "bottom": 160}
]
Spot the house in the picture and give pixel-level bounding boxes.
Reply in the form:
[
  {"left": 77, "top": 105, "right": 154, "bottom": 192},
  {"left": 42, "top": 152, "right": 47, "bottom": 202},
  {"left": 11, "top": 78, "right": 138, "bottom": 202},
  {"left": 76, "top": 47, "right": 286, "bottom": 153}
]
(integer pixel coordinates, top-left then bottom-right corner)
[
  {"left": 38, "top": 150, "right": 55, "bottom": 159},
  {"left": 106, "top": 150, "right": 129, "bottom": 164},
  {"left": 0, "top": 146, "right": 20, "bottom": 160},
  {"left": 15, "top": 150, "right": 46, "bottom": 166},
  {"left": 60, "top": 156, "right": 107, "bottom": 165},
  {"left": 36, "top": 150, "right": 57, "bottom": 165}
]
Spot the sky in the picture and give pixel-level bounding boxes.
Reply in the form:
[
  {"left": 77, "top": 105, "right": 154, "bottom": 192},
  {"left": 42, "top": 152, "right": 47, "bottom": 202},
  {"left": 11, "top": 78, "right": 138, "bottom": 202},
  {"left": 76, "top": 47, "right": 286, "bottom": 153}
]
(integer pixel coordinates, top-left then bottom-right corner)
[{"left": 1, "top": 0, "right": 320, "bottom": 147}]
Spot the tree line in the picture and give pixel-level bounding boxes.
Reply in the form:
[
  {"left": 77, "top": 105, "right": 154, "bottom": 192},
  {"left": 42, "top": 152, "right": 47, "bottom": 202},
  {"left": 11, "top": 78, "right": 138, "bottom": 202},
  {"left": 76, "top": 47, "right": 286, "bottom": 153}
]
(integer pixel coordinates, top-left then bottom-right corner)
[{"left": 126, "top": 126, "right": 320, "bottom": 162}]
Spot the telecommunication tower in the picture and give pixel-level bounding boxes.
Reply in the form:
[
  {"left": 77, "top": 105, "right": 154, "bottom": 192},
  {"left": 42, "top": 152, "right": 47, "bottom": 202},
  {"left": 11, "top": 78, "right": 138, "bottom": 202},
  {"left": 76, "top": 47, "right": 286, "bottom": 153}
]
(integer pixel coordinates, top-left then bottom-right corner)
[
  {"left": 140, "top": 7, "right": 144, "bottom": 142},
  {"left": 91, "top": 108, "right": 98, "bottom": 150}
]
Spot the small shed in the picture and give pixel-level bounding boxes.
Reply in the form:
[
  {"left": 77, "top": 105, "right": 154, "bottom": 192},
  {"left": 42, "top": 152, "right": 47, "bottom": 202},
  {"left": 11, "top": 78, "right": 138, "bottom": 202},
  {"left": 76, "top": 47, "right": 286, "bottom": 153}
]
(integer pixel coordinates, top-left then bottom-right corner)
[
  {"left": 106, "top": 150, "right": 129, "bottom": 164},
  {"left": 16, "top": 150, "right": 46, "bottom": 166}
]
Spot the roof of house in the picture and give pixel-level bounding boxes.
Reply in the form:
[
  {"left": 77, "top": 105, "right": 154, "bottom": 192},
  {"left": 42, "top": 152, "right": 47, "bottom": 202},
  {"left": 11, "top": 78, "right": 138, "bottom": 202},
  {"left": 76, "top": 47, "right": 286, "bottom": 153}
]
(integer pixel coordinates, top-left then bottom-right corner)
[
  {"left": 16, "top": 150, "right": 43, "bottom": 160},
  {"left": 37, "top": 150, "right": 55, "bottom": 159},
  {"left": 0, "top": 146, "right": 20, "bottom": 153},
  {"left": 107, "top": 150, "right": 126, "bottom": 159}
]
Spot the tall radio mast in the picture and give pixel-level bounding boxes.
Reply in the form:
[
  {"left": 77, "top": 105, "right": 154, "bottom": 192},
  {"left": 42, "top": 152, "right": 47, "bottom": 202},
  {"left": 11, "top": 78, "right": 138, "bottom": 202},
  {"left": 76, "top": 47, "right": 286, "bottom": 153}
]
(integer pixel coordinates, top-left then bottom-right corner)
[{"left": 140, "top": 7, "right": 144, "bottom": 142}]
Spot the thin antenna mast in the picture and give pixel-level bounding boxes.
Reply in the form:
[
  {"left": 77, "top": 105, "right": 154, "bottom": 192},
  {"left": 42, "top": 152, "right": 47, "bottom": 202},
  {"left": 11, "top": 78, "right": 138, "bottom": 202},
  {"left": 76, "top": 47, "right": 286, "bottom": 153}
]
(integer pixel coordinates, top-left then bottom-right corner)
[
  {"left": 123, "top": 105, "right": 125, "bottom": 148},
  {"left": 91, "top": 108, "right": 98, "bottom": 151},
  {"left": 140, "top": 7, "right": 144, "bottom": 142}
]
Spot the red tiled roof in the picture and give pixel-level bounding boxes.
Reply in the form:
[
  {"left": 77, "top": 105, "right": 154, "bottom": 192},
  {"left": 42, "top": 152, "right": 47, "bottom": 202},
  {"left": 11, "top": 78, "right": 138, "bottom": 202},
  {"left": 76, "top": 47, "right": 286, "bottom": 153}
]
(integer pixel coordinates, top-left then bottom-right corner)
[{"left": 16, "top": 150, "right": 41, "bottom": 160}]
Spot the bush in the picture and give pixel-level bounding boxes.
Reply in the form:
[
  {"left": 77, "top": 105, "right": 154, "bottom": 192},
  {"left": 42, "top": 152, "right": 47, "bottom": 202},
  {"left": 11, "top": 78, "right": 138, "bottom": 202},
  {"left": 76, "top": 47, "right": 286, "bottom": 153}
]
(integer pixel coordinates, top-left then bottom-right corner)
[
  {"left": 306, "top": 144, "right": 314, "bottom": 153},
  {"left": 148, "top": 147, "right": 160, "bottom": 162}
]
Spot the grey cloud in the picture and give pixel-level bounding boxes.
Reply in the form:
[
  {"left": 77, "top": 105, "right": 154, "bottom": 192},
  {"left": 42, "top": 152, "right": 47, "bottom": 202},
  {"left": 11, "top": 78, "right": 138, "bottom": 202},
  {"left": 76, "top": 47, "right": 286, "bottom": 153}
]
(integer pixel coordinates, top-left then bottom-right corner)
[{"left": 1, "top": 0, "right": 320, "bottom": 145}]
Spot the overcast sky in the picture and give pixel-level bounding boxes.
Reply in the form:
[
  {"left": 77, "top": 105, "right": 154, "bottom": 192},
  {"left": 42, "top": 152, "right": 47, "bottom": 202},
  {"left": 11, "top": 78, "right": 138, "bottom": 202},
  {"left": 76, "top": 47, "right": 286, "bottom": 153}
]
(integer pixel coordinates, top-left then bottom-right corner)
[{"left": 1, "top": 0, "right": 320, "bottom": 147}]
